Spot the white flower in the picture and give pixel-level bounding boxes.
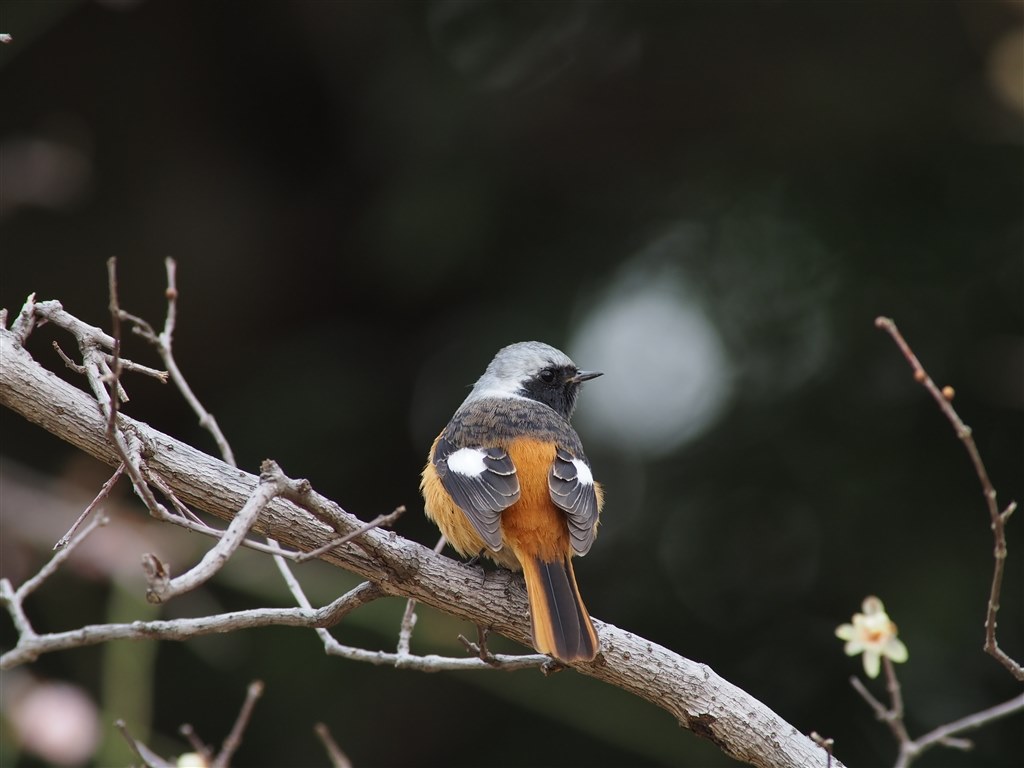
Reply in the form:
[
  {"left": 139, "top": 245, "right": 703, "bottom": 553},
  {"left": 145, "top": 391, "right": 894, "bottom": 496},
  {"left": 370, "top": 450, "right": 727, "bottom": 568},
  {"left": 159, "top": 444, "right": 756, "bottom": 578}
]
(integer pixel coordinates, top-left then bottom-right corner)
[{"left": 835, "top": 595, "right": 909, "bottom": 678}]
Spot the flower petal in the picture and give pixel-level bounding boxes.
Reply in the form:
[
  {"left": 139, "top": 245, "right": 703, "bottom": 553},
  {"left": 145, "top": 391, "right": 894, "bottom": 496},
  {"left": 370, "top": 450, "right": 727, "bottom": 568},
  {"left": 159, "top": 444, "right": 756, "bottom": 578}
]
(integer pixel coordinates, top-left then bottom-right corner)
[
  {"left": 885, "top": 638, "right": 909, "bottom": 663},
  {"left": 835, "top": 624, "right": 855, "bottom": 641},
  {"left": 844, "top": 640, "right": 864, "bottom": 656},
  {"left": 863, "top": 651, "right": 881, "bottom": 678},
  {"left": 862, "top": 596, "right": 885, "bottom": 615}
]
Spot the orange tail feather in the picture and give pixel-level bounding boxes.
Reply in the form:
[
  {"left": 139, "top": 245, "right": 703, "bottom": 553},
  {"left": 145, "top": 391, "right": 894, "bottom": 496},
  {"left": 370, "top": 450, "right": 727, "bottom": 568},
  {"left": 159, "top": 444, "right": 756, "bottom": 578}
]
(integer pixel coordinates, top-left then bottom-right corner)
[{"left": 520, "top": 555, "right": 598, "bottom": 662}]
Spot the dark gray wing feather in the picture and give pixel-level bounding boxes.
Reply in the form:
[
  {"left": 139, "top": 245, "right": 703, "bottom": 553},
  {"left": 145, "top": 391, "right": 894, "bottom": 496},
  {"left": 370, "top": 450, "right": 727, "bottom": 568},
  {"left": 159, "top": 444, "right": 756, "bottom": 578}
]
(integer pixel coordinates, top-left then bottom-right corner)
[{"left": 549, "top": 447, "right": 599, "bottom": 555}]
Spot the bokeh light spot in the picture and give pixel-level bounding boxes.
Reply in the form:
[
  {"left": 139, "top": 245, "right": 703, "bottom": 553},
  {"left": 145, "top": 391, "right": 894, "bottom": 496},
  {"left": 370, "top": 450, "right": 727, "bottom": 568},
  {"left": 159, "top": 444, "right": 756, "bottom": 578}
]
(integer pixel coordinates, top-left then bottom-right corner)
[{"left": 571, "top": 266, "right": 733, "bottom": 458}]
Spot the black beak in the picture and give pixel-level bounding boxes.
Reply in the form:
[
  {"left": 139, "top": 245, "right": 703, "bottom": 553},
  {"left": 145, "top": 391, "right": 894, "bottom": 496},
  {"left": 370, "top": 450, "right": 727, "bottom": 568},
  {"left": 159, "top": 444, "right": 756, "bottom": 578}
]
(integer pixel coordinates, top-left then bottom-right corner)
[{"left": 570, "top": 370, "right": 603, "bottom": 383}]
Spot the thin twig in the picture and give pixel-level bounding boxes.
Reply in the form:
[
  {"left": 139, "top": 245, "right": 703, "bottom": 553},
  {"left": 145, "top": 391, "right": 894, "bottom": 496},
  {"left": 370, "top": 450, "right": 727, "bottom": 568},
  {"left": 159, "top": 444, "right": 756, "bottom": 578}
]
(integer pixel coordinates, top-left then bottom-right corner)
[
  {"left": 459, "top": 626, "right": 502, "bottom": 666},
  {"left": 314, "top": 722, "right": 353, "bottom": 768},
  {"left": 178, "top": 724, "right": 212, "bottom": 764},
  {"left": 809, "top": 732, "right": 834, "bottom": 768},
  {"left": 1, "top": 584, "right": 383, "bottom": 669},
  {"left": 295, "top": 505, "right": 406, "bottom": 563},
  {"left": 142, "top": 460, "right": 289, "bottom": 603},
  {"left": 115, "top": 719, "right": 174, "bottom": 768},
  {"left": 134, "top": 464, "right": 313, "bottom": 560},
  {"left": 104, "top": 353, "right": 168, "bottom": 381},
  {"left": 20, "top": 513, "right": 109, "bottom": 601},
  {"left": 121, "top": 257, "right": 237, "bottom": 466},
  {"left": 895, "top": 693, "right": 1024, "bottom": 768},
  {"left": 105, "top": 257, "right": 125, "bottom": 438},
  {"left": 396, "top": 595, "right": 419, "bottom": 656},
  {"left": 849, "top": 675, "right": 887, "bottom": 720},
  {"left": 0, "top": 513, "right": 103, "bottom": 653},
  {"left": 146, "top": 470, "right": 207, "bottom": 525},
  {"left": 212, "top": 680, "right": 264, "bottom": 768},
  {"left": 875, "top": 316, "right": 1021, "bottom": 680},
  {"left": 52, "top": 340, "right": 85, "bottom": 373},
  {"left": 881, "top": 656, "right": 911, "bottom": 744},
  {"left": 54, "top": 463, "right": 125, "bottom": 549},
  {"left": 849, "top": 669, "right": 912, "bottom": 754},
  {"left": 270, "top": 470, "right": 372, "bottom": 553},
  {"left": 10, "top": 293, "right": 38, "bottom": 343},
  {"left": 270, "top": 541, "right": 549, "bottom": 672},
  {"left": 397, "top": 534, "right": 447, "bottom": 655}
]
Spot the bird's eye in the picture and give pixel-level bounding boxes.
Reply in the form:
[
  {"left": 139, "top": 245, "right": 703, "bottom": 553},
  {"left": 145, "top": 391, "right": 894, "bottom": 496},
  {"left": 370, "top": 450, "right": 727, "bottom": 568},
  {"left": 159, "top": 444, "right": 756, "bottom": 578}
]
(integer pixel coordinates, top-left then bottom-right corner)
[{"left": 539, "top": 368, "right": 556, "bottom": 384}]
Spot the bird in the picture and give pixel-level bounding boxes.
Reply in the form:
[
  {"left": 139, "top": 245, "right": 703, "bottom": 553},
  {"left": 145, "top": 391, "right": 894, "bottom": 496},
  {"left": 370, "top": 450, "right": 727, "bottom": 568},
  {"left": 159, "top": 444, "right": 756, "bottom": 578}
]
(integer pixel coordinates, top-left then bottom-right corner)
[{"left": 420, "top": 341, "right": 603, "bottom": 663}]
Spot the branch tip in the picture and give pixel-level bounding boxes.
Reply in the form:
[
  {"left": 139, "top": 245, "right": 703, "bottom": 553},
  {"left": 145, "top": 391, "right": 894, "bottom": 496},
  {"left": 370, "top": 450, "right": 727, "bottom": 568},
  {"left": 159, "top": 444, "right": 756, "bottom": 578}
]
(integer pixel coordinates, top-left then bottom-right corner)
[{"left": 314, "top": 721, "right": 353, "bottom": 768}]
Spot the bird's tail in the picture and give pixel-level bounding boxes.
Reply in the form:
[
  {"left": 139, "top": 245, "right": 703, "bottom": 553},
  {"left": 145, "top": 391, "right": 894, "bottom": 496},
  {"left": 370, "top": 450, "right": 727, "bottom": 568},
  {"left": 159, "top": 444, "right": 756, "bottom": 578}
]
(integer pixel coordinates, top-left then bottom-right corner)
[{"left": 520, "top": 555, "right": 599, "bottom": 662}]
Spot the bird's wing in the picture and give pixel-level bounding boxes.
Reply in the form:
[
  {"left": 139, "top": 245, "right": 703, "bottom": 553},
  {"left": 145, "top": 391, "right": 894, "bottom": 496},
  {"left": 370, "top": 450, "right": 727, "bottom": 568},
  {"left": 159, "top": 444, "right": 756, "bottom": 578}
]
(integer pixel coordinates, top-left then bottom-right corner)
[
  {"left": 433, "top": 436, "right": 520, "bottom": 551},
  {"left": 548, "top": 446, "right": 600, "bottom": 556}
]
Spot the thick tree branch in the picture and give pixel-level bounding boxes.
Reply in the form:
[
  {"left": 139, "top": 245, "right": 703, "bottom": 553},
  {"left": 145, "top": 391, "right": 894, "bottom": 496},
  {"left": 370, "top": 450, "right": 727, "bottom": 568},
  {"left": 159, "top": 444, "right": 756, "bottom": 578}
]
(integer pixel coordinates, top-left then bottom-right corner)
[{"left": 0, "top": 323, "right": 839, "bottom": 768}]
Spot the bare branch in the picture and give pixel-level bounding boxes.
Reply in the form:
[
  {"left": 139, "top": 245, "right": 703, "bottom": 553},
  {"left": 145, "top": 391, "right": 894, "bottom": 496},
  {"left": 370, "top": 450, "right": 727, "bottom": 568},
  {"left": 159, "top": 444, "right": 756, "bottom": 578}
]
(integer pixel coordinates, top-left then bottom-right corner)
[
  {"left": 271, "top": 542, "right": 547, "bottom": 672},
  {"left": 212, "top": 680, "right": 264, "bottom": 768},
  {"left": 178, "top": 724, "right": 213, "bottom": 764},
  {"left": 115, "top": 719, "right": 174, "bottom": 768},
  {"left": 143, "top": 460, "right": 289, "bottom": 603},
  {"left": 0, "top": 582, "right": 380, "bottom": 669},
  {"left": 13, "top": 511, "right": 109, "bottom": 605},
  {"left": 105, "top": 354, "right": 168, "bottom": 382},
  {"left": 9, "top": 293, "right": 38, "bottom": 342},
  {"left": 881, "top": 657, "right": 911, "bottom": 745},
  {"left": 52, "top": 340, "right": 86, "bottom": 373},
  {"left": 876, "top": 316, "right": 1021, "bottom": 680},
  {"left": 120, "top": 680, "right": 266, "bottom": 768},
  {"left": 458, "top": 626, "right": 513, "bottom": 668},
  {"left": 314, "top": 722, "right": 353, "bottom": 768},
  {"left": 55, "top": 463, "right": 125, "bottom": 549},
  {"left": 396, "top": 596, "right": 419, "bottom": 657},
  {"left": 146, "top": 470, "right": 207, "bottom": 526},
  {"left": 895, "top": 693, "right": 1024, "bottom": 768},
  {"left": 106, "top": 257, "right": 124, "bottom": 438},
  {"left": 295, "top": 505, "right": 406, "bottom": 563},
  {"left": 119, "top": 257, "right": 237, "bottom": 466},
  {"left": 848, "top": 659, "right": 913, "bottom": 751},
  {"left": 397, "top": 533, "right": 449, "bottom": 657}
]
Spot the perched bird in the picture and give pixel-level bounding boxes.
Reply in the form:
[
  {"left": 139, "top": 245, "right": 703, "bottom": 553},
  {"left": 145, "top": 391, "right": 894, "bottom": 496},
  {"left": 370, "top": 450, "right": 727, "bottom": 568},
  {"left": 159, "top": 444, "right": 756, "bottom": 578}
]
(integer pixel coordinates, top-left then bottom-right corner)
[{"left": 421, "top": 341, "right": 603, "bottom": 662}]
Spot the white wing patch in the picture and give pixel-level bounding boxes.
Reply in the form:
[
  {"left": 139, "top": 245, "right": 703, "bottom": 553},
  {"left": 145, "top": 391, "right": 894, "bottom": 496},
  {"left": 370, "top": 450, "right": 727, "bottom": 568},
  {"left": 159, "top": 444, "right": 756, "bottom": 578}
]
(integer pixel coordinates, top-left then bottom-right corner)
[
  {"left": 572, "top": 458, "right": 594, "bottom": 486},
  {"left": 446, "top": 447, "right": 488, "bottom": 477}
]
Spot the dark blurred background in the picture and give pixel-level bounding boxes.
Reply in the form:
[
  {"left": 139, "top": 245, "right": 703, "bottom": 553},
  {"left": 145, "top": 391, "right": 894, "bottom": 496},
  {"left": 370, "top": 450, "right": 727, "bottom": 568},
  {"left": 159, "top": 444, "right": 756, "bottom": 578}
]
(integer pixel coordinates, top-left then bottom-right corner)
[{"left": 1, "top": 1, "right": 1022, "bottom": 766}]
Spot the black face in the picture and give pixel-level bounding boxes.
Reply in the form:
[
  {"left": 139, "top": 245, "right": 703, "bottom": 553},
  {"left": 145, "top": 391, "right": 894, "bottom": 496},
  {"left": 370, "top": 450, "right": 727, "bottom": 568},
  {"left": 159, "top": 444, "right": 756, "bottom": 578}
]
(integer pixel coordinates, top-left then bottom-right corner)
[{"left": 519, "top": 364, "right": 593, "bottom": 419}]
